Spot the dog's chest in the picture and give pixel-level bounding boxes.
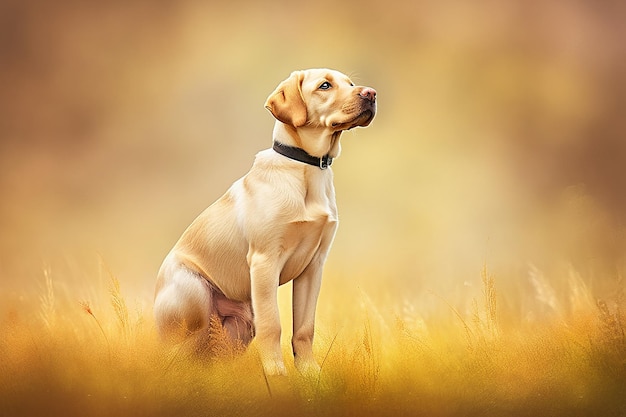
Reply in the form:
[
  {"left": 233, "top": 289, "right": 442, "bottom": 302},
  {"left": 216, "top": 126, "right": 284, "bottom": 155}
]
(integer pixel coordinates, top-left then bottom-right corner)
[
  {"left": 279, "top": 215, "right": 336, "bottom": 284},
  {"left": 278, "top": 178, "right": 337, "bottom": 284},
  {"left": 304, "top": 174, "right": 337, "bottom": 221}
]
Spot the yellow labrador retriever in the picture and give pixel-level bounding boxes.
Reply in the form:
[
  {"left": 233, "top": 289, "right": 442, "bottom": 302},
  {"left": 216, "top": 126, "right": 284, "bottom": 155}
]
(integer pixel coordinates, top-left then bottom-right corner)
[{"left": 154, "top": 68, "right": 376, "bottom": 375}]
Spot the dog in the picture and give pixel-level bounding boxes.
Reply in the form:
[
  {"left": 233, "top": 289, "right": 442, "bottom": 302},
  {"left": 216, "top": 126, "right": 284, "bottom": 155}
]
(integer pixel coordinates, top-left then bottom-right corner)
[{"left": 154, "top": 68, "right": 376, "bottom": 375}]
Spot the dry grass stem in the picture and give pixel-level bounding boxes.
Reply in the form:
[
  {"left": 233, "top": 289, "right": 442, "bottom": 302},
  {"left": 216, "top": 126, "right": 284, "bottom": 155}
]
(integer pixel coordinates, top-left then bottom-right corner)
[{"left": 39, "top": 267, "right": 55, "bottom": 330}]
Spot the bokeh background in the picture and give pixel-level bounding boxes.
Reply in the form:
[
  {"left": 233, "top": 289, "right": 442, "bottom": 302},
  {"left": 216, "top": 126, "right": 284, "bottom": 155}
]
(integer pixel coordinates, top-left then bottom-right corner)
[{"left": 1, "top": 0, "right": 625, "bottom": 323}]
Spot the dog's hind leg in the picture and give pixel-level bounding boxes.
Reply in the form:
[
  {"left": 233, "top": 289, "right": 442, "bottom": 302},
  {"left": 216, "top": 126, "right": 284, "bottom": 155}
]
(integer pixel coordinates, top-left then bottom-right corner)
[{"left": 154, "top": 262, "right": 214, "bottom": 345}]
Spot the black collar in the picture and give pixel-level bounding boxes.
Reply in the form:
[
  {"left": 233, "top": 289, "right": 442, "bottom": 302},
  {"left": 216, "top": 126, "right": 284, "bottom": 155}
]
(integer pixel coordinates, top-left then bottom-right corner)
[{"left": 272, "top": 142, "right": 333, "bottom": 170}]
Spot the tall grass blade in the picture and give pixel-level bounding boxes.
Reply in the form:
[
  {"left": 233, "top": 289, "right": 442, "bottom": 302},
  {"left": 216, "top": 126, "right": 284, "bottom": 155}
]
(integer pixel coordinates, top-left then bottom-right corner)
[{"left": 39, "top": 266, "right": 55, "bottom": 330}]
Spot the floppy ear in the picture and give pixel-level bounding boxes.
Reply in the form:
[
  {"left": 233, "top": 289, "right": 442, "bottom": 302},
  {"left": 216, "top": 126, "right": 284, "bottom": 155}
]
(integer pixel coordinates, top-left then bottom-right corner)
[{"left": 264, "top": 71, "right": 307, "bottom": 127}]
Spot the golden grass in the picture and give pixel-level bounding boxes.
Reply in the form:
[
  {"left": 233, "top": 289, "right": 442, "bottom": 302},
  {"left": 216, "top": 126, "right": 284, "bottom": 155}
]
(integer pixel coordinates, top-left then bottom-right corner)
[{"left": 1, "top": 266, "right": 626, "bottom": 417}]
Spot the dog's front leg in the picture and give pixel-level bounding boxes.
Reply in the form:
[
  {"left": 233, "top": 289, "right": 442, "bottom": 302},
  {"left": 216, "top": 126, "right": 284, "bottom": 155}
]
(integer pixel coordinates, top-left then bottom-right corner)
[
  {"left": 248, "top": 252, "right": 286, "bottom": 376},
  {"left": 292, "top": 258, "right": 323, "bottom": 376},
  {"left": 292, "top": 219, "right": 337, "bottom": 376}
]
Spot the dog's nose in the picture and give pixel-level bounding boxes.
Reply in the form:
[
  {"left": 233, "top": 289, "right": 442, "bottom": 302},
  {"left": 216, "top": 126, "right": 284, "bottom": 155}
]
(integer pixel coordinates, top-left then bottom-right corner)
[{"left": 359, "top": 87, "right": 377, "bottom": 102}]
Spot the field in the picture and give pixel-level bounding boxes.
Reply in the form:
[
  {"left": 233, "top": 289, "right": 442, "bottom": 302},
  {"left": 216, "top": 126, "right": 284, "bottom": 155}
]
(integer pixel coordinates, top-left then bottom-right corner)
[
  {"left": 2, "top": 1, "right": 626, "bottom": 416},
  {"left": 2, "top": 264, "right": 625, "bottom": 417}
]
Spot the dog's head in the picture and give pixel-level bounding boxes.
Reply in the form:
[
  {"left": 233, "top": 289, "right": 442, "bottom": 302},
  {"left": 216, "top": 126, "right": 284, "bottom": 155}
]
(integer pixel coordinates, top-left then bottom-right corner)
[{"left": 265, "top": 68, "right": 376, "bottom": 131}]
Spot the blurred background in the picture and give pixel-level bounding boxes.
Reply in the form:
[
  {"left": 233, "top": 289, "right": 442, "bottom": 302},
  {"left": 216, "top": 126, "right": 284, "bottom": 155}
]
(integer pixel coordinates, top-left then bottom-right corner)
[{"left": 1, "top": 0, "right": 625, "bottom": 323}]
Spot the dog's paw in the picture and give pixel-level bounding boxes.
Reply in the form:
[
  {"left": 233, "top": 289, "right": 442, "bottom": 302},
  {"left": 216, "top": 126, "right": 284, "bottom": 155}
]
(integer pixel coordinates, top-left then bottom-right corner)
[
  {"left": 295, "top": 357, "right": 321, "bottom": 378},
  {"left": 262, "top": 359, "right": 288, "bottom": 376}
]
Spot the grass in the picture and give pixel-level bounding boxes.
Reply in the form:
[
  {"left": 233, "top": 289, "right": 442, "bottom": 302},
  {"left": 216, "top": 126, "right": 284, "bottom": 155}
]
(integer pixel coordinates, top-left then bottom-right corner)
[{"left": 1, "top": 265, "right": 626, "bottom": 417}]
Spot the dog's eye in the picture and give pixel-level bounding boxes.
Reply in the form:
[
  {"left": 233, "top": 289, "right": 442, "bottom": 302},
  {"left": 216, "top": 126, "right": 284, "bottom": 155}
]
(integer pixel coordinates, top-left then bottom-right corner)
[{"left": 318, "top": 81, "right": 332, "bottom": 90}]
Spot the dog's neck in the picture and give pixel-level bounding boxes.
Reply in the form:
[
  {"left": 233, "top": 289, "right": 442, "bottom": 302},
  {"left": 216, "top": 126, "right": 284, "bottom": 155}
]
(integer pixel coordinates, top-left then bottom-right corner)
[{"left": 272, "top": 122, "right": 342, "bottom": 159}]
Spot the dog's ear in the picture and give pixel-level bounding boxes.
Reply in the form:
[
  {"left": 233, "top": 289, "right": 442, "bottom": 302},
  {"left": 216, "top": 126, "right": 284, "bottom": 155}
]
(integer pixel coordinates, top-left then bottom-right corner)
[{"left": 264, "top": 71, "right": 307, "bottom": 127}]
